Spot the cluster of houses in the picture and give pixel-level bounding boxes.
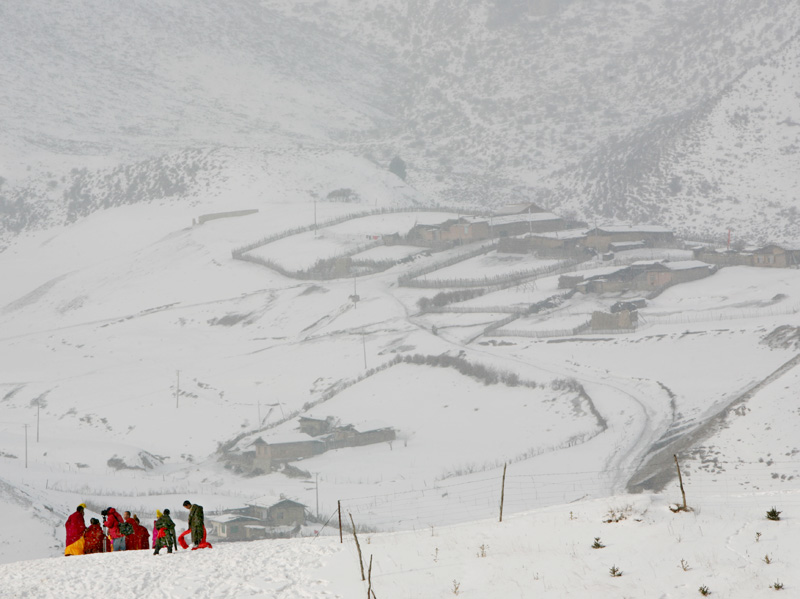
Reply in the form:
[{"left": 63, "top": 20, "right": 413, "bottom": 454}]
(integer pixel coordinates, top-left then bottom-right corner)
[
  {"left": 693, "top": 244, "right": 800, "bottom": 268},
  {"left": 226, "top": 416, "right": 396, "bottom": 475},
  {"left": 397, "top": 202, "right": 800, "bottom": 273},
  {"left": 213, "top": 417, "right": 397, "bottom": 541},
  {"left": 397, "top": 201, "right": 797, "bottom": 334},
  {"left": 208, "top": 498, "right": 309, "bottom": 542},
  {"left": 398, "top": 202, "right": 684, "bottom": 258},
  {"left": 401, "top": 203, "right": 580, "bottom": 249},
  {"left": 558, "top": 260, "right": 717, "bottom": 295}
]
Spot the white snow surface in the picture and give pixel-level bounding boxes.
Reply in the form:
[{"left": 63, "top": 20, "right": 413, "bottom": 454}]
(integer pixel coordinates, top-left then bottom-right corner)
[
  {"left": 1, "top": 149, "right": 799, "bottom": 598},
  {"left": 2, "top": 493, "right": 800, "bottom": 599}
]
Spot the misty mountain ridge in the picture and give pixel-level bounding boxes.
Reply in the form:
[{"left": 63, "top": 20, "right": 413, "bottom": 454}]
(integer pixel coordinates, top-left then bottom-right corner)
[{"left": 2, "top": 1, "right": 799, "bottom": 246}]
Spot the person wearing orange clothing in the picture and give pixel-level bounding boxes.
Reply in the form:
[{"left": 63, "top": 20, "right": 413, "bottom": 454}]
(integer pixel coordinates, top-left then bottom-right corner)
[{"left": 64, "top": 504, "right": 87, "bottom": 556}]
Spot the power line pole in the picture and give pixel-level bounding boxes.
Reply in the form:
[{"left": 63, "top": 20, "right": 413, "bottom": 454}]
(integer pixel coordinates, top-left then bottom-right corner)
[
  {"left": 528, "top": 204, "right": 532, "bottom": 236},
  {"left": 176, "top": 370, "right": 180, "bottom": 408},
  {"left": 24, "top": 424, "right": 28, "bottom": 468},
  {"left": 36, "top": 401, "right": 40, "bottom": 442},
  {"left": 362, "top": 334, "right": 367, "bottom": 370},
  {"left": 315, "top": 473, "right": 319, "bottom": 517}
]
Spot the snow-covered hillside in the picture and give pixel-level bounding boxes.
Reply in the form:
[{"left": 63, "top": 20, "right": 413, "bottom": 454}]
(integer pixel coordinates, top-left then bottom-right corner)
[
  {"left": 2, "top": 492, "right": 800, "bottom": 598},
  {"left": 2, "top": 0, "right": 800, "bottom": 587},
  {"left": 2, "top": 1, "right": 799, "bottom": 244},
  {"left": 2, "top": 197, "right": 800, "bottom": 567}
]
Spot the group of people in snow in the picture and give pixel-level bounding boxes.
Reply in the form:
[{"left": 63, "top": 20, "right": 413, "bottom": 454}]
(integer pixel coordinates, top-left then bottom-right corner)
[{"left": 64, "top": 500, "right": 205, "bottom": 556}]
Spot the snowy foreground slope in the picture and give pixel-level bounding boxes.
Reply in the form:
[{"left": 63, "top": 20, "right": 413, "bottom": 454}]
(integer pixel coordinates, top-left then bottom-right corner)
[{"left": 2, "top": 493, "right": 799, "bottom": 599}]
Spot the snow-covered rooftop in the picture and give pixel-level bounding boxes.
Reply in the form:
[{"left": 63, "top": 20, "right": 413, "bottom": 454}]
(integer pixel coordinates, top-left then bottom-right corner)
[
  {"left": 664, "top": 260, "right": 715, "bottom": 270},
  {"left": 592, "top": 224, "right": 674, "bottom": 233}
]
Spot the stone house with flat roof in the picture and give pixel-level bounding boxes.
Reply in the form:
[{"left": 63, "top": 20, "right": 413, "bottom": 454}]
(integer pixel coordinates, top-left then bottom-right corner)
[{"left": 583, "top": 225, "right": 675, "bottom": 252}]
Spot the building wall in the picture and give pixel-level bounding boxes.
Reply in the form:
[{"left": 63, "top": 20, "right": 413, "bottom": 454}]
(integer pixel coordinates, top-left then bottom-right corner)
[
  {"left": 754, "top": 251, "right": 786, "bottom": 267},
  {"left": 269, "top": 441, "right": 324, "bottom": 462},
  {"left": 268, "top": 506, "right": 305, "bottom": 526},
  {"left": 440, "top": 221, "right": 490, "bottom": 242},
  {"left": 253, "top": 443, "right": 272, "bottom": 472},
  {"left": 298, "top": 418, "right": 331, "bottom": 437},
  {"left": 494, "top": 219, "right": 566, "bottom": 238},
  {"left": 498, "top": 235, "right": 584, "bottom": 254},
  {"left": 584, "top": 231, "right": 674, "bottom": 252},
  {"left": 591, "top": 310, "right": 637, "bottom": 331},
  {"left": 669, "top": 266, "right": 715, "bottom": 284},
  {"left": 326, "top": 428, "right": 396, "bottom": 450},
  {"left": 694, "top": 250, "right": 753, "bottom": 267},
  {"left": 644, "top": 271, "right": 673, "bottom": 288}
]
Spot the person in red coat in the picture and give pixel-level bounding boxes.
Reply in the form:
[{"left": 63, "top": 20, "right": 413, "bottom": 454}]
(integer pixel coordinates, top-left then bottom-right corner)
[
  {"left": 123, "top": 511, "right": 139, "bottom": 550},
  {"left": 83, "top": 518, "right": 106, "bottom": 554},
  {"left": 64, "top": 504, "right": 86, "bottom": 556},
  {"left": 132, "top": 515, "right": 150, "bottom": 550},
  {"left": 102, "top": 507, "right": 126, "bottom": 551}
]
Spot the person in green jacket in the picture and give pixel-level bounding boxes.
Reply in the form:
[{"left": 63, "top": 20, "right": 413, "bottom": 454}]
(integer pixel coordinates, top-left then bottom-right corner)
[
  {"left": 153, "top": 509, "right": 177, "bottom": 555},
  {"left": 183, "top": 500, "right": 205, "bottom": 548}
]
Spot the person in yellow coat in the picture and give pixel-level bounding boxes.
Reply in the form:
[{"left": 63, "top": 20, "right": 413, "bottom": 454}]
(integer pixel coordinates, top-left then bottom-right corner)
[{"left": 64, "top": 504, "right": 87, "bottom": 556}]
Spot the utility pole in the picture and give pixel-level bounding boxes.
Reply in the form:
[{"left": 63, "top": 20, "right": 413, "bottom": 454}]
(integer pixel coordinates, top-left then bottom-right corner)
[
  {"left": 352, "top": 277, "right": 358, "bottom": 309},
  {"left": 315, "top": 473, "right": 319, "bottom": 517},
  {"left": 528, "top": 204, "right": 532, "bottom": 236},
  {"left": 175, "top": 370, "right": 180, "bottom": 408},
  {"left": 362, "top": 334, "right": 367, "bottom": 369},
  {"left": 314, "top": 199, "right": 317, "bottom": 237},
  {"left": 257, "top": 400, "right": 261, "bottom": 426},
  {"left": 36, "top": 400, "right": 40, "bottom": 442},
  {"left": 24, "top": 424, "right": 28, "bottom": 468}
]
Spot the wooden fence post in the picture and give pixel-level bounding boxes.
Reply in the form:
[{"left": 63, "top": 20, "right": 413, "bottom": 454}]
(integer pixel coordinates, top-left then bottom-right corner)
[
  {"left": 349, "top": 512, "right": 366, "bottom": 581},
  {"left": 674, "top": 454, "right": 688, "bottom": 511},
  {"left": 367, "top": 554, "right": 373, "bottom": 599},
  {"left": 499, "top": 462, "right": 507, "bottom": 522},
  {"left": 338, "top": 500, "right": 343, "bottom": 544}
]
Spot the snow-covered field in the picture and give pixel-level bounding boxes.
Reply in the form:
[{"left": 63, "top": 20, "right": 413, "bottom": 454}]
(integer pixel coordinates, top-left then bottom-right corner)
[
  {"left": 2, "top": 491, "right": 799, "bottom": 599},
  {"left": 421, "top": 251, "right": 563, "bottom": 282},
  {"left": 241, "top": 211, "right": 458, "bottom": 271},
  {"left": 2, "top": 203, "right": 799, "bottom": 571},
  {"left": 2, "top": 1, "right": 800, "bottom": 595}
]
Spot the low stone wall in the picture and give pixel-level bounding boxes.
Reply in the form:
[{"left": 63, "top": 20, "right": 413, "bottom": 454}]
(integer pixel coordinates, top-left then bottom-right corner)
[{"left": 197, "top": 209, "right": 259, "bottom": 224}]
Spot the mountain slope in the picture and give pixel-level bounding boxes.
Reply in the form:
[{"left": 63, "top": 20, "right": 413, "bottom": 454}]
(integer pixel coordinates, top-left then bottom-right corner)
[
  {"left": 2, "top": 1, "right": 799, "bottom": 243},
  {"left": 554, "top": 31, "right": 800, "bottom": 243}
]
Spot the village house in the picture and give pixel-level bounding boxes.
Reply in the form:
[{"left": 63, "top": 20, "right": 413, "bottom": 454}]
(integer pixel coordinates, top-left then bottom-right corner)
[
  {"left": 751, "top": 244, "right": 800, "bottom": 268},
  {"left": 573, "top": 260, "right": 715, "bottom": 294},
  {"left": 406, "top": 218, "right": 490, "bottom": 247},
  {"left": 490, "top": 211, "right": 567, "bottom": 238},
  {"left": 248, "top": 417, "right": 396, "bottom": 475},
  {"left": 298, "top": 416, "right": 335, "bottom": 437},
  {"left": 583, "top": 225, "right": 676, "bottom": 252},
  {"left": 692, "top": 246, "right": 754, "bottom": 267},
  {"left": 611, "top": 298, "right": 647, "bottom": 313},
  {"left": 326, "top": 422, "right": 396, "bottom": 449},
  {"left": 246, "top": 499, "right": 308, "bottom": 528},
  {"left": 591, "top": 309, "right": 638, "bottom": 332},
  {"left": 251, "top": 434, "right": 326, "bottom": 473},
  {"left": 498, "top": 228, "right": 589, "bottom": 256},
  {"left": 693, "top": 244, "right": 800, "bottom": 268},
  {"left": 208, "top": 499, "right": 308, "bottom": 542},
  {"left": 207, "top": 513, "right": 265, "bottom": 542}
]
